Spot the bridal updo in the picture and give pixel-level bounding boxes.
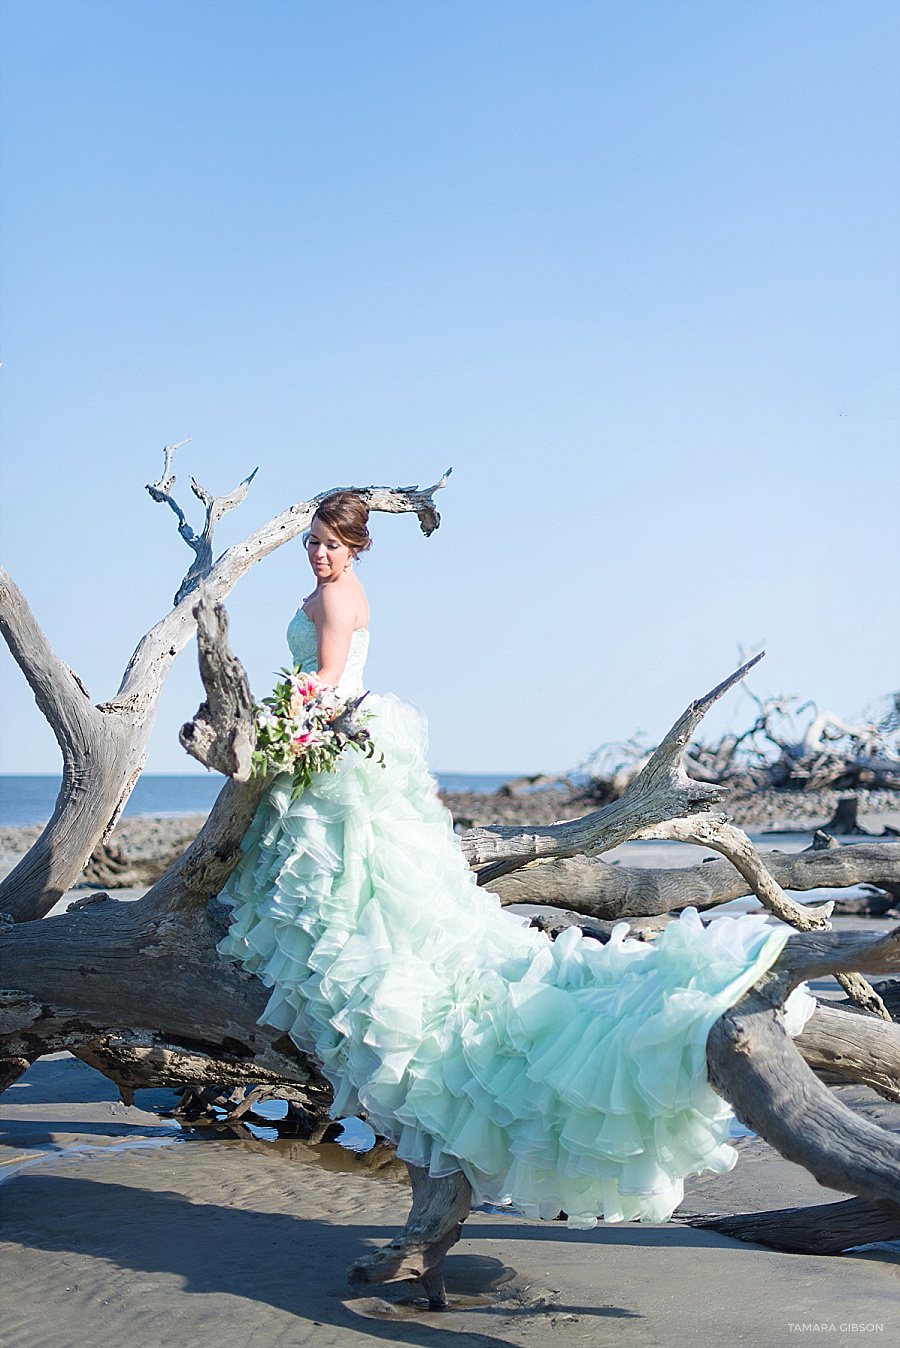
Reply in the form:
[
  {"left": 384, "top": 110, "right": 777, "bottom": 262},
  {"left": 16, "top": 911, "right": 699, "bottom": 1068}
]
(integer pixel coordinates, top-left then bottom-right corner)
[{"left": 311, "top": 491, "right": 372, "bottom": 557}]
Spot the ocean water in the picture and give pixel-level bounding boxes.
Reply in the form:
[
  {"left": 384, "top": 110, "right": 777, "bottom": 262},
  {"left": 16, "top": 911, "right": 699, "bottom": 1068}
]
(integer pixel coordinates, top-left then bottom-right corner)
[{"left": 0, "top": 773, "right": 514, "bottom": 827}]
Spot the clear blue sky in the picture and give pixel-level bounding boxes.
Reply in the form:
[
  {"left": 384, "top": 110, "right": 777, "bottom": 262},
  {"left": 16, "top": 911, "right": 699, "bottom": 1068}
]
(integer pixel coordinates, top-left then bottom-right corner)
[{"left": 1, "top": 0, "right": 898, "bottom": 776}]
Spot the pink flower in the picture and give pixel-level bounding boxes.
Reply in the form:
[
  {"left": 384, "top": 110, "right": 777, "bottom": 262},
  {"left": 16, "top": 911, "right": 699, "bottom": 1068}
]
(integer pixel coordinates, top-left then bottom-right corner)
[
  {"left": 291, "top": 730, "right": 322, "bottom": 749},
  {"left": 292, "top": 671, "right": 319, "bottom": 700}
]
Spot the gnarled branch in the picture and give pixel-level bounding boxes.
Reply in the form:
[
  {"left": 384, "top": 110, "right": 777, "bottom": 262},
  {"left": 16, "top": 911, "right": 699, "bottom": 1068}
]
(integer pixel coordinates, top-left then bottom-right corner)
[
  {"left": 178, "top": 594, "right": 256, "bottom": 781},
  {"left": 348, "top": 1165, "right": 473, "bottom": 1309},
  {"left": 0, "top": 566, "right": 99, "bottom": 755},
  {"left": 464, "top": 655, "right": 764, "bottom": 881},
  {"left": 637, "top": 816, "right": 835, "bottom": 929},
  {"left": 794, "top": 1002, "right": 900, "bottom": 1102},
  {"left": 147, "top": 441, "right": 259, "bottom": 604},
  {"left": 636, "top": 815, "right": 888, "bottom": 1018},
  {"left": 706, "top": 951, "right": 900, "bottom": 1220}
]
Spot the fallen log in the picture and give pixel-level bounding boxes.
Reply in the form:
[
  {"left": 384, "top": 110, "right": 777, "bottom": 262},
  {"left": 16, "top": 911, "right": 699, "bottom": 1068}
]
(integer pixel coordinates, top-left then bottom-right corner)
[
  {"left": 487, "top": 835, "right": 900, "bottom": 915},
  {"left": 792, "top": 1002, "right": 900, "bottom": 1101},
  {"left": 688, "top": 1197, "right": 900, "bottom": 1253}
]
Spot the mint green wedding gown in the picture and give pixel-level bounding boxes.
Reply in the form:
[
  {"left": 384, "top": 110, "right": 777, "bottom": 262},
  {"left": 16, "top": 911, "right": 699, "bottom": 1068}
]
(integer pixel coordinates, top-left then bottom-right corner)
[{"left": 217, "top": 610, "right": 814, "bottom": 1228}]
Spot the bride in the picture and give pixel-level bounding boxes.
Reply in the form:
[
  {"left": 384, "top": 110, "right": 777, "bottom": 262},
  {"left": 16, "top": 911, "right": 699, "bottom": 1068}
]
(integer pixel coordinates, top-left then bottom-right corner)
[{"left": 217, "top": 491, "right": 813, "bottom": 1230}]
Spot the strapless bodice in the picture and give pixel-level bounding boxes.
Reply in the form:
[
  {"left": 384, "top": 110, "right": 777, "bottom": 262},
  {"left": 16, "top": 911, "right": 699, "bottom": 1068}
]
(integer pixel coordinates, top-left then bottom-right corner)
[{"left": 286, "top": 608, "right": 369, "bottom": 698}]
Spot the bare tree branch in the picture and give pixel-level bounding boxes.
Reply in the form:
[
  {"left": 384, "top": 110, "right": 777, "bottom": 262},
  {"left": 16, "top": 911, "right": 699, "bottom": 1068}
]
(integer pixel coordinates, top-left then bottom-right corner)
[
  {"left": 635, "top": 816, "right": 889, "bottom": 1018},
  {"left": 463, "top": 655, "right": 764, "bottom": 881},
  {"left": 794, "top": 1002, "right": 900, "bottom": 1102},
  {"left": 706, "top": 968, "right": 900, "bottom": 1217},
  {"left": 0, "top": 566, "right": 99, "bottom": 755},
  {"left": 347, "top": 1166, "right": 473, "bottom": 1309},
  {"left": 635, "top": 816, "right": 835, "bottom": 929},
  {"left": 147, "top": 441, "right": 260, "bottom": 604},
  {"left": 144, "top": 437, "right": 192, "bottom": 529}
]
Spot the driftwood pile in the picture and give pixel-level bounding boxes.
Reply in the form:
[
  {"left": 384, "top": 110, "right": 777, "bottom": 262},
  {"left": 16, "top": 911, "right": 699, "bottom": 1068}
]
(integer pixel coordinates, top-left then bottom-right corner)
[
  {"left": 1, "top": 455, "right": 898, "bottom": 1310},
  {"left": 572, "top": 688, "right": 900, "bottom": 801}
]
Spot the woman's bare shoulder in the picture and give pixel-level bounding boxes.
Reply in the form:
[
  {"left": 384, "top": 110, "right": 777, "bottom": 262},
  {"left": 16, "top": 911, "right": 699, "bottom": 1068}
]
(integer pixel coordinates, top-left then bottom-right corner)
[{"left": 318, "top": 575, "right": 368, "bottom": 629}]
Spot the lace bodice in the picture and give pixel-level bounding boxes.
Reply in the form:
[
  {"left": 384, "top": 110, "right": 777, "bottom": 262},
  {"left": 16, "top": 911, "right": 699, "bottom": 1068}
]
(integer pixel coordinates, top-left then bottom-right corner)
[{"left": 286, "top": 608, "right": 369, "bottom": 698}]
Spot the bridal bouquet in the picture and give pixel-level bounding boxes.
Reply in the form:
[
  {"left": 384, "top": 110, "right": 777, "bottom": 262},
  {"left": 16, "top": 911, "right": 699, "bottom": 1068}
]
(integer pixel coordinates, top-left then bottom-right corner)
[{"left": 252, "top": 668, "right": 378, "bottom": 799}]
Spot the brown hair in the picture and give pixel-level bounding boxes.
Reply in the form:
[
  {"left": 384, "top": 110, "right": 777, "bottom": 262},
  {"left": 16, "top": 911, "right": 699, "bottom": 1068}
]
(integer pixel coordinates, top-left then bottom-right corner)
[{"left": 311, "top": 491, "right": 372, "bottom": 556}]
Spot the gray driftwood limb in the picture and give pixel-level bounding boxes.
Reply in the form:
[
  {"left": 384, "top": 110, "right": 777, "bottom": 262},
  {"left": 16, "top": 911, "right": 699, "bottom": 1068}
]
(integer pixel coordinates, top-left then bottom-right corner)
[
  {"left": 688, "top": 1197, "right": 900, "bottom": 1253},
  {"left": 147, "top": 442, "right": 259, "bottom": 605},
  {"left": 463, "top": 655, "right": 765, "bottom": 881},
  {"left": 636, "top": 816, "right": 835, "bottom": 928},
  {"left": 705, "top": 926, "right": 900, "bottom": 1230},
  {"left": 794, "top": 1003, "right": 900, "bottom": 1102},
  {"left": 178, "top": 594, "right": 256, "bottom": 780},
  {"left": 636, "top": 816, "right": 889, "bottom": 1019},
  {"left": 487, "top": 838, "right": 900, "bottom": 916},
  {"left": 0, "top": 566, "right": 146, "bottom": 923}
]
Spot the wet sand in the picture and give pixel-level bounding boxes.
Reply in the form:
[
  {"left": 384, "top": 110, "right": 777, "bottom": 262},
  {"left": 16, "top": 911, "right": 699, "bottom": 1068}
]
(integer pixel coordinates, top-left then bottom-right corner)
[{"left": 1, "top": 1056, "right": 898, "bottom": 1348}]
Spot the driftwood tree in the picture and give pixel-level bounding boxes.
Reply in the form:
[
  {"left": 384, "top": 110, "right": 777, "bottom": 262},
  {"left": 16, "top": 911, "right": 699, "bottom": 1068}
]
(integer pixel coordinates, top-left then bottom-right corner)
[
  {"left": 575, "top": 687, "right": 900, "bottom": 799},
  {"left": 0, "top": 452, "right": 449, "bottom": 923},
  {"left": 2, "top": 459, "right": 899, "bottom": 1310}
]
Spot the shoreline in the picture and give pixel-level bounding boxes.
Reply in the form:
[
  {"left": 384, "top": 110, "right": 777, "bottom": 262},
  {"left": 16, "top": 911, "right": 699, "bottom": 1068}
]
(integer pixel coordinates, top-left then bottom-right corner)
[{"left": 2, "top": 785, "right": 899, "bottom": 866}]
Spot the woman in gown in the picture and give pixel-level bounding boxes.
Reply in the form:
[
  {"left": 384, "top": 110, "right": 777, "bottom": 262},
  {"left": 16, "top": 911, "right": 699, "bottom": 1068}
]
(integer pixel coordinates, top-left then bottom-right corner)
[{"left": 218, "top": 492, "right": 814, "bottom": 1230}]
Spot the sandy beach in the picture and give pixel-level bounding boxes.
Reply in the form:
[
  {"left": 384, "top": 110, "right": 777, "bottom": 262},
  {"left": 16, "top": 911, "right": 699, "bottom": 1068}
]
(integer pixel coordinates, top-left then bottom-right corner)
[
  {"left": 2, "top": 806, "right": 898, "bottom": 1347},
  {"left": 2, "top": 1055, "right": 897, "bottom": 1348}
]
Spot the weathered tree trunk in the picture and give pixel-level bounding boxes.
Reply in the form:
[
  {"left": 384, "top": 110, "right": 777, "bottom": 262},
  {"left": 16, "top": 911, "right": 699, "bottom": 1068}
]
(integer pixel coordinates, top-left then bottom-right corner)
[
  {"left": 701, "top": 924, "right": 900, "bottom": 1251},
  {"left": 465, "top": 656, "right": 766, "bottom": 881},
  {"left": 794, "top": 1002, "right": 900, "bottom": 1101}
]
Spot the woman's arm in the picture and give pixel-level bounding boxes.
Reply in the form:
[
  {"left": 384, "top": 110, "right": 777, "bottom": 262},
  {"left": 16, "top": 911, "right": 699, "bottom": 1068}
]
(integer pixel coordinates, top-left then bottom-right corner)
[{"left": 313, "top": 586, "right": 357, "bottom": 686}]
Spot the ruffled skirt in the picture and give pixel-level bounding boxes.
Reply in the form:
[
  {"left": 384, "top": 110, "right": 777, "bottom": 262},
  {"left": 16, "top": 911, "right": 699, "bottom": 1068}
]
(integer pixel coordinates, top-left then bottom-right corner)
[{"left": 218, "top": 692, "right": 813, "bottom": 1227}]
